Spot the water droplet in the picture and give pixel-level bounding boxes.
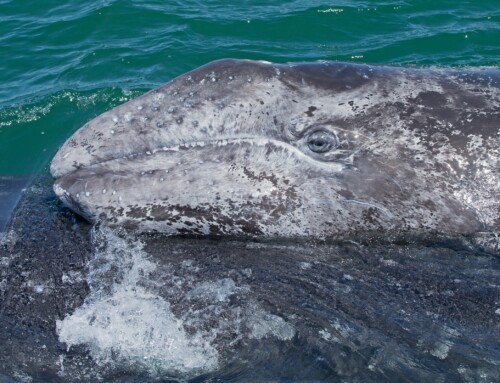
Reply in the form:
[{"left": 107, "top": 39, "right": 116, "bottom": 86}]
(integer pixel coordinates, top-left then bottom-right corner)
[
  {"left": 102, "top": 189, "right": 106, "bottom": 194},
  {"left": 85, "top": 192, "right": 90, "bottom": 197}
]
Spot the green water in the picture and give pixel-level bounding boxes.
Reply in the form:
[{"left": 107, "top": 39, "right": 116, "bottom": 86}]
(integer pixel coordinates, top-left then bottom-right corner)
[{"left": 0, "top": 0, "right": 499, "bottom": 175}]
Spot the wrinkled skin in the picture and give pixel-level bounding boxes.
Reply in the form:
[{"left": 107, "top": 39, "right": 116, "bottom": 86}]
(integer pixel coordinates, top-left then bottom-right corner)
[{"left": 51, "top": 59, "right": 500, "bottom": 238}]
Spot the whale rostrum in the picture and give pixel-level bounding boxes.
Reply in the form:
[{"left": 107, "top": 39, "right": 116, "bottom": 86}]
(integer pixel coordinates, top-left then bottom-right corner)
[{"left": 51, "top": 59, "right": 499, "bottom": 239}]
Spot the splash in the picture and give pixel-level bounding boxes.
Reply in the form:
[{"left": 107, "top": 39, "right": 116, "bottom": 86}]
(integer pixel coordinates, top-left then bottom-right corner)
[
  {"left": 56, "top": 226, "right": 219, "bottom": 376},
  {"left": 56, "top": 226, "right": 295, "bottom": 378}
]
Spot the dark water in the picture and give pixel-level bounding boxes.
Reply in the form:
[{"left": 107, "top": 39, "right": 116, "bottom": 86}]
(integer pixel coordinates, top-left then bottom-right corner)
[{"left": 1, "top": 1, "right": 499, "bottom": 382}]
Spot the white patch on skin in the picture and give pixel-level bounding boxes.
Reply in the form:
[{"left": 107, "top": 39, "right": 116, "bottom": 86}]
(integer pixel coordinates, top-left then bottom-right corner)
[
  {"left": 341, "top": 200, "right": 395, "bottom": 220},
  {"left": 467, "top": 134, "right": 483, "bottom": 151},
  {"left": 53, "top": 183, "right": 68, "bottom": 197}
]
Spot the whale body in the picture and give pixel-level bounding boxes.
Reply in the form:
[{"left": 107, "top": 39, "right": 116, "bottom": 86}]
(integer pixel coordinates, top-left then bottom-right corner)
[{"left": 51, "top": 59, "right": 499, "bottom": 238}]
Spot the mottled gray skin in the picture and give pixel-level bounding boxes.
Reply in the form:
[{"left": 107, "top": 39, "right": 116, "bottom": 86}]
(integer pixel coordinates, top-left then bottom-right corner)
[{"left": 51, "top": 59, "right": 500, "bottom": 238}]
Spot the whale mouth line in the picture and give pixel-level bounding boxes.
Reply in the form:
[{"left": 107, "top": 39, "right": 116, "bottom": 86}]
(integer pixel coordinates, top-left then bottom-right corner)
[{"left": 55, "top": 137, "right": 345, "bottom": 179}]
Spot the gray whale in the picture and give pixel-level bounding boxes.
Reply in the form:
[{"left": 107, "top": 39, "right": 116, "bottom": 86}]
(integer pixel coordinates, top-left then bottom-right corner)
[{"left": 51, "top": 59, "right": 499, "bottom": 238}]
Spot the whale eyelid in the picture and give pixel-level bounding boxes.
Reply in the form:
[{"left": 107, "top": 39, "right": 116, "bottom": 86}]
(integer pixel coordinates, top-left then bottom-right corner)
[{"left": 287, "top": 125, "right": 301, "bottom": 138}]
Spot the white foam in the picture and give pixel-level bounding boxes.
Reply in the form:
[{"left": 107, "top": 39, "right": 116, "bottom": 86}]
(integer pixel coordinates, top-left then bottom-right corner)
[
  {"left": 299, "top": 261, "right": 311, "bottom": 270},
  {"left": 189, "top": 278, "right": 238, "bottom": 302},
  {"left": 56, "top": 227, "right": 296, "bottom": 377},
  {"left": 56, "top": 227, "right": 219, "bottom": 376},
  {"left": 319, "top": 329, "right": 332, "bottom": 341},
  {"left": 61, "top": 271, "right": 84, "bottom": 284},
  {"left": 246, "top": 304, "right": 295, "bottom": 341},
  {"left": 12, "top": 371, "right": 33, "bottom": 383},
  {"left": 430, "top": 341, "right": 451, "bottom": 360}
]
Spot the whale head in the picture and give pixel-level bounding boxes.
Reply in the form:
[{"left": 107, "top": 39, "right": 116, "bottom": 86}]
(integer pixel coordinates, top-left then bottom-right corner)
[{"left": 51, "top": 59, "right": 499, "bottom": 238}]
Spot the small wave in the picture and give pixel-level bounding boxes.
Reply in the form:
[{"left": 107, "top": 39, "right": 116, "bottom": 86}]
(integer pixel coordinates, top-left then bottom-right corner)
[{"left": 0, "top": 88, "right": 142, "bottom": 174}]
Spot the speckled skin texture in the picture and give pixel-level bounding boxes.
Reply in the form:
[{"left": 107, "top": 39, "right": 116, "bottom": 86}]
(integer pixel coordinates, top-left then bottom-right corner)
[{"left": 51, "top": 59, "right": 499, "bottom": 238}]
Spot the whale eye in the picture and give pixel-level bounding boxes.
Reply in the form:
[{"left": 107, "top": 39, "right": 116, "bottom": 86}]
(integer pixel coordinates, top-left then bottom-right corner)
[{"left": 307, "top": 130, "right": 338, "bottom": 153}]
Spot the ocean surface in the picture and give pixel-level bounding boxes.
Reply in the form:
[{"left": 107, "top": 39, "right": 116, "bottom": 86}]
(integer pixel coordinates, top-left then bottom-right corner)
[{"left": 0, "top": 1, "right": 499, "bottom": 382}]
